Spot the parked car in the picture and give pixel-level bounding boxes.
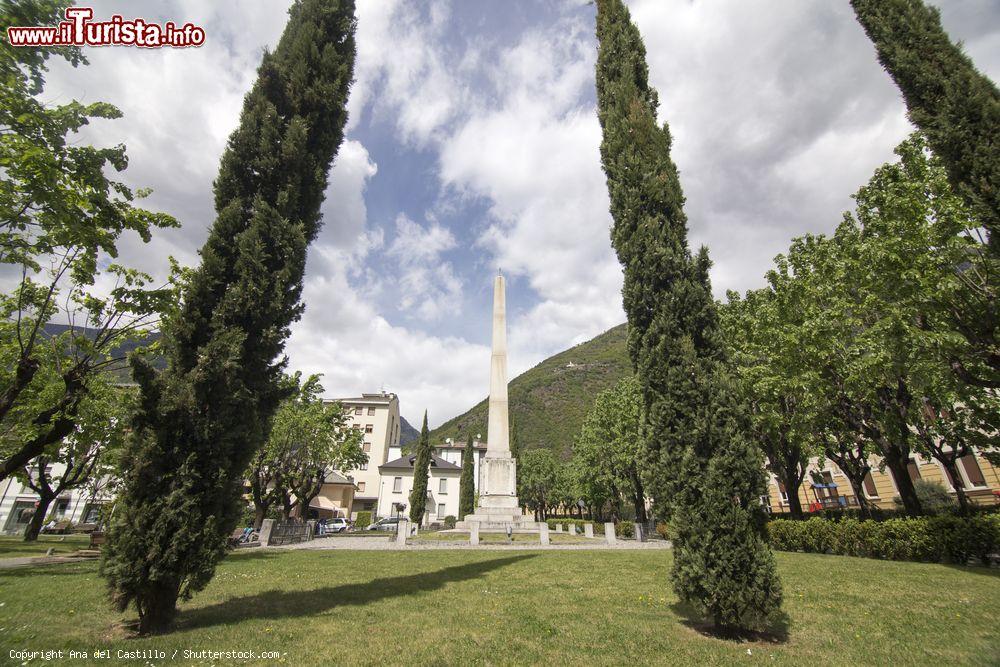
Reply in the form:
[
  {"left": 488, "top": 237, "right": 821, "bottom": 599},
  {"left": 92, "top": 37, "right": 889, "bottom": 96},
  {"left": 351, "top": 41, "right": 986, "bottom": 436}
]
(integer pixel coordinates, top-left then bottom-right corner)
[
  {"left": 367, "top": 517, "right": 401, "bottom": 531},
  {"left": 326, "top": 518, "right": 349, "bottom": 534}
]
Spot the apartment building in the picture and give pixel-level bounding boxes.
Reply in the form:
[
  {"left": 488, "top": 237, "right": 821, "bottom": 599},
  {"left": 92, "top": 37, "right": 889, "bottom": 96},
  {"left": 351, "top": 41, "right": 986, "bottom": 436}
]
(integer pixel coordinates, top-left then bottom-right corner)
[
  {"left": 333, "top": 392, "right": 401, "bottom": 518},
  {"left": 376, "top": 454, "right": 463, "bottom": 525},
  {"left": 0, "top": 465, "right": 112, "bottom": 535},
  {"left": 387, "top": 437, "right": 488, "bottom": 493},
  {"left": 764, "top": 449, "right": 1000, "bottom": 514}
]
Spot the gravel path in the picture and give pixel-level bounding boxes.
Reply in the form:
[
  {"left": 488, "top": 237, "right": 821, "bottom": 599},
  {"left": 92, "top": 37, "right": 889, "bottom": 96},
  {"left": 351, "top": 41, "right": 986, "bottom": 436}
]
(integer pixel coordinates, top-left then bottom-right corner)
[{"left": 267, "top": 536, "right": 671, "bottom": 551}]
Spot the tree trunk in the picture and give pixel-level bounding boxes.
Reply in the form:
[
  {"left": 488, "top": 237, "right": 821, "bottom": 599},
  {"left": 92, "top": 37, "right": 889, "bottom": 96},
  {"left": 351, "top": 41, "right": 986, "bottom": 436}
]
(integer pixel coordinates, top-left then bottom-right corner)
[
  {"left": 23, "top": 493, "right": 54, "bottom": 542},
  {"left": 937, "top": 456, "right": 970, "bottom": 514},
  {"left": 136, "top": 578, "right": 181, "bottom": 635},
  {"left": 630, "top": 465, "right": 648, "bottom": 525},
  {"left": 252, "top": 505, "right": 267, "bottom": 531},
  {"left": 842, "top": 472, "right": 872, "bottom": 519},
  {"left": 883, "top": 450, "right": 922, "bottom": 516}
]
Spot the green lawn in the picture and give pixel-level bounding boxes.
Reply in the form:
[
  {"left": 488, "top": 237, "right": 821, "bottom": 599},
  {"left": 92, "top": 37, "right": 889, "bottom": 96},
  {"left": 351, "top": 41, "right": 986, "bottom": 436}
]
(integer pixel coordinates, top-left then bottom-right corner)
[
  {"left": 0, "top": 534, "right": 91, "bottom": 560},
  {"left": 1, "top": 549, "right": 997, "bottom": 665}
]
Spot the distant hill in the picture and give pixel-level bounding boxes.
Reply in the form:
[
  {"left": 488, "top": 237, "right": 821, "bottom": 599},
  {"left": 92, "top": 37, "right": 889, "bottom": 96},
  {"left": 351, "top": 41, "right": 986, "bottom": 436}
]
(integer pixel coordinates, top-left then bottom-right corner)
[
  {"left": 399, "top": 415, "right": 420, "bottom": 447},
  {"left": 429, "top": 323, "right": 631, "bottom": 459},
  {"left": 41, "top": 323, "right": 162, "bottom": 382}
]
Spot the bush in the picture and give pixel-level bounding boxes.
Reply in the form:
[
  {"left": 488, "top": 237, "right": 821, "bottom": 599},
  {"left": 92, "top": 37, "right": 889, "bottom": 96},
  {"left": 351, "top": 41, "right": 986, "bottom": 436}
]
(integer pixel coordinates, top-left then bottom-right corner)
[
  {"left": 354, "top": 511, "right": 372, "bottom": 530},
  {"left": 618, "top": 520, "right": 634, "bottom": 538},
  {"left": 767, "top": 515, "right": 1000, "bottom": 564},
  {"left": 444, "top": 515, "right": 457, "bottom": 529},
  {"left": 655, "top": 522, "right": 670, "bottom": 540},
  {"left": 913, "top": 480, "right": 956, "bottom": 515}
]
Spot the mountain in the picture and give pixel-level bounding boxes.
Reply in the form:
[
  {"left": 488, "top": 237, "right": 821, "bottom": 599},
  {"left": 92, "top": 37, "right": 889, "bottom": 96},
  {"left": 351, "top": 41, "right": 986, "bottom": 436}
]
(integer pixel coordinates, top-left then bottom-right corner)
[
  {"left": 429, "top": 323, "right": 631, "bottom": 459},
  {"left": 398, "top": 415, "right": 420, "bottom": 447}
]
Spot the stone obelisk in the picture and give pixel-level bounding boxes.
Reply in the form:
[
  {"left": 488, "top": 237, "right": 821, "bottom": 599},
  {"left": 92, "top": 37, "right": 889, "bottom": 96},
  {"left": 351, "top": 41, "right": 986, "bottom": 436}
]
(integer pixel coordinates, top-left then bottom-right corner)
[{"left": 458, "top": 272, "right": 530, "bottom": 529}]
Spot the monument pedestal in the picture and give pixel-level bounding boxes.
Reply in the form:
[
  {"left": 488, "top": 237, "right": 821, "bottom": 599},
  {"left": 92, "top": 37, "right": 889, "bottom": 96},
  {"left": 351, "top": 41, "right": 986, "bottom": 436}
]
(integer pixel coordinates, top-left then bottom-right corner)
[{"left": 456, "top": 457, "right": 538, "bottom": 530}]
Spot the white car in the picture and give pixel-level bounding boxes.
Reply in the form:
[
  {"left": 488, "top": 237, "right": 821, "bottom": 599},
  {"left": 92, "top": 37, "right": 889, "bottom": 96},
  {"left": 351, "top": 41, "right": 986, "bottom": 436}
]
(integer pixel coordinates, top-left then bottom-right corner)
[{"left": 324, "top": 518, "right": 348, "bottom": 534}]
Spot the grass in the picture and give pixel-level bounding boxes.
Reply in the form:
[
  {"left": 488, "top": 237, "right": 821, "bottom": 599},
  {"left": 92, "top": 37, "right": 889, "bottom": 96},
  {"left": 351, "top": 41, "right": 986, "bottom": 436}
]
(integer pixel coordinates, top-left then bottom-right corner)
[
  {"left": 410, "top": 531, "right": 594, "bottom": 545},
  {"left": 0, "top": 534, "right": 91, "bottom": 560},
  {"left": 1, "top": 549, "right": 997, "bottom": 665}
]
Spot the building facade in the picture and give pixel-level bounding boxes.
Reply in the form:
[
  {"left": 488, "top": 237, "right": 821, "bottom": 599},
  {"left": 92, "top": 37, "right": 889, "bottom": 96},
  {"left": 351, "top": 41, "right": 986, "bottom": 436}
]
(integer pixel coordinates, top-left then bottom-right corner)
[
  {"left": 387, "top": 437, "right": 488, "bottom": 494},
  {"left": 333, "top": 392, "right": 401, "bottom": 519},
  {"left": 0, "top": 465, "right": 112, "bottom": 535},
  {"left": 763, "top": 449, "right": 1000, "bottom": 514},
  {"left": 376, "top": 454, "right": 463, "bottom": 525}
]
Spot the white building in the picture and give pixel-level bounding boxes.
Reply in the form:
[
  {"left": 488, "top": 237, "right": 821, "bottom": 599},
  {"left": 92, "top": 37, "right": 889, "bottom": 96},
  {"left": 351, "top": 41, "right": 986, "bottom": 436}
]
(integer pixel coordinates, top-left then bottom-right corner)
[
  {"left": 376, "top": 454, "right": 463, "bottom": 525},
  {"left": 0, "top": 465, "right": 112, "bottom": 535},
  {"left": 387, "top": 437, "right": 488, "bottom": 493},
  {"left": 333, "top": 392, "right": 401, "bottom": 518}
]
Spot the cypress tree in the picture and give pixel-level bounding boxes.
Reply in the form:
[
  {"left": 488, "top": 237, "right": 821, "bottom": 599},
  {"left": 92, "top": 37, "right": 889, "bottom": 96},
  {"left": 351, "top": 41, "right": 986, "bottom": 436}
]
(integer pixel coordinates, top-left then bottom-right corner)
[
  {"left": 101, "top": 0, "right": 356, "bottom": 634},
  {"left": 458, "top": 434, "right": 475, "bottom": 519},
  {"left": 595, "top": 0, "right": 781, "bottom": 631},
  {"left": 850, "top": 0, "right": 1000, "bottom": 256},
  {"left": 409, "top": 411, "right": 431, "bottom": 525}
]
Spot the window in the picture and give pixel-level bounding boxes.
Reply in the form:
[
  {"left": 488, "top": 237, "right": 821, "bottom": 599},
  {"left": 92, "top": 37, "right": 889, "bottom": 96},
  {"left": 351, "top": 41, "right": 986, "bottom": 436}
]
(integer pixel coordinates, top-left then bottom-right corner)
[
  {"left": 352, "top": 424, "right": 361, "bottom": 431},
  {"left": 363, "top": 442, "right": 371, "bottom": 453},
  {"left": 365, "top": 424, "right": 374, "bottom": 434},
  {"left": 357, "top": 482, "right": 366, "bottom": 493},
  {"left": 393, "top": 477, "right": 402, "bottom": 493},
  {"left": 439, "top": 478, "right": 448, "bottom": 494},
  {"left": 354, "top": 407, "right": 363, "bottom": 416},
  {"left": 960, "top": 455, "right": 987, "bottom": 488},
  {"left": 863, "top": 471, "right": 879, "bottom": 498},
  {"left": 906, "top": 458, "right": 921, "bottom": 483},
  {"left": 438, "top": 503, "right": 446, "bottom": 517},
  {"left": 368, "top": 406, "right": 376, "bottom": 415},
  {"left": 82, "top": 503, "right": 103, "bottom": 524},
  {"left": 54, "top": 499, "right": 70, "bottom": 517},
  {"left": 945, "top": 455, "right": 989, "bottom": 489},
  {"left": 776, "top": 479, "right": 788, "bottom": 502},
  {"left": 359, "top": 462, "right": 368, "bottom": 471}
]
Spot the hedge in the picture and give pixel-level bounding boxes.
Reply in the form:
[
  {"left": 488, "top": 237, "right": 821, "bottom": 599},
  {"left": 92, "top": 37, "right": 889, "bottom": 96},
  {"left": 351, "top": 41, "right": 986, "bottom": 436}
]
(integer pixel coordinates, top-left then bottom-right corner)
[
  {"left": 767, "top": 515, "right": 1000, "bottom": 565},
  {"left": 354, "top": 511, "right": 372, "bottom": 530}
]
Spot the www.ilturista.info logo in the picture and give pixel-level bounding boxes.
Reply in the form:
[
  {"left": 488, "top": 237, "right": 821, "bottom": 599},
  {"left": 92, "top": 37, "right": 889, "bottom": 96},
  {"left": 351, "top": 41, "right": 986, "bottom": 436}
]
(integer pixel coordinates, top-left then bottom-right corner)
[{"left": 6, "top": 7, "right": 205, "bottom": 49}]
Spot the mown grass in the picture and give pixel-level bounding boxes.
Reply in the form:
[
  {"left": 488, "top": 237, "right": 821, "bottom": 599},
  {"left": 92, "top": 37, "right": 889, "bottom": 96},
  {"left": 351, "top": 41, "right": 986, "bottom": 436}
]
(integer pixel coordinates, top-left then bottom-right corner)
[
  {"left": 409, "top": 531, "right": 594, "bottom": 545},
  {"left": 0, "top": 534, "right": 91, "bottom": 560},
  {"left": 1, "top": 548, "right": 997, "bottom": 665}
]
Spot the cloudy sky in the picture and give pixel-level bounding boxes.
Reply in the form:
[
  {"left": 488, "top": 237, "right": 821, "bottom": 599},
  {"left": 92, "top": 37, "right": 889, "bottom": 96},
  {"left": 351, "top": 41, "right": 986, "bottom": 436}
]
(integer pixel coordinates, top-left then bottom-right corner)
[{"left": 34, "top": 0, "right": 1000, "bottom": 428}]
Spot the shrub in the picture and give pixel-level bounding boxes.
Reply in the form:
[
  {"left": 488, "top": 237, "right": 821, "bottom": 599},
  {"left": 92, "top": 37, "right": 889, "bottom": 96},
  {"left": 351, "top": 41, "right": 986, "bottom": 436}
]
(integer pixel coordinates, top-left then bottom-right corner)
[
  {"left": 544, "top": 518, "right": 605, "bottom": 535},
  {"left": 444, "top": 515, "right": 457, "bottom": 529},
  {"left": 354, "top": 511, "right": 372, "bottom": 530},
  {"left": 655, "top": 522, "right": 670, "bottom": 540},
  {"left": 767, "top": 515, "right": 999, "bottom": 564},
  {"left": 619, "top": 520, "right": 635, "bottom": 538},
  {"left": 913, "top": 480, "right": 956, "bottom": 515}
]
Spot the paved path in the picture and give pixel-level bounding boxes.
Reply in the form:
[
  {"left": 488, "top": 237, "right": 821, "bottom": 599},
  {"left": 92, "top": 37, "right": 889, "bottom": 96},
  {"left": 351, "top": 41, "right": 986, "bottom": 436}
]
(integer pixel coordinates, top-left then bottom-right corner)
[{"left": 268, "top": 536, "right": 671, "bottom": 552}]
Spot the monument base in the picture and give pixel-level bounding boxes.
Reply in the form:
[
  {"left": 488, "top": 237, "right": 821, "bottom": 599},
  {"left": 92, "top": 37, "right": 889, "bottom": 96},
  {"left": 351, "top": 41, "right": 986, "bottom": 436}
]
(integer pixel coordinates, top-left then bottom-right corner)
[{"left": 455, "top": 455, "right": 539, "bottom": 530}]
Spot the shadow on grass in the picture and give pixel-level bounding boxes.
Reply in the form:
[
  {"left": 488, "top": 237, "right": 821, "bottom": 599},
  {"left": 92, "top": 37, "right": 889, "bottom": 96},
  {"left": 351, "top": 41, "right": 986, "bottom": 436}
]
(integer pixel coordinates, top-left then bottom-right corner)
[
  {"left": 941, "top": 563, "right": 1000, "bottom": 578},
  {"left": 670, "top": 601, "right": 790, "bottom": 644},
  {"left": 0, "top": 560, "right": 98, "bottom": 577},
  {"left": 177, "top": 554, "right": 536, "bottom": 631}
]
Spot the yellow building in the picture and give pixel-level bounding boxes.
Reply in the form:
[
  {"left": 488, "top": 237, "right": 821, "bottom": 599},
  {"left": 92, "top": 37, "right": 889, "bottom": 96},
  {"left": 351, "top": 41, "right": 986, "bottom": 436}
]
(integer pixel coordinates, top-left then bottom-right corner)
[{"left": 764, "top": 450, "right": 1000, "bottom": 514}]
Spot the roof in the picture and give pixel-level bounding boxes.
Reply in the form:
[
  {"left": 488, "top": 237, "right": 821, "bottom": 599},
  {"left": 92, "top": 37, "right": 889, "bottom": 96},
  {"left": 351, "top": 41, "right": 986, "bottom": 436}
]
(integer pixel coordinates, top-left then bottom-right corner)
[
  {"left": 323, "top": 471, "right": 353, "bottom": 485},
  {"left": 330, "top": 392, "right": 397, "bottom": 405},
  {"left": 379, "top": 454, "right": 461, "bottom": 472}
]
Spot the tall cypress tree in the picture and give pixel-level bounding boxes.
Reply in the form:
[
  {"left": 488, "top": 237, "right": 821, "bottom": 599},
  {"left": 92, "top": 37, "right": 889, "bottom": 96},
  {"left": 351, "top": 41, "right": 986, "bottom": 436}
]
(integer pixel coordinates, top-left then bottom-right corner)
[
  {"left": 850, "top": 0, "right": 999, "bottom": 256},
  {"left": 101, "top": 0, "right": 356, "bottom": 634},
  {"left": 458, "top": 434, "right": 475, "bottom": 519},
  {"left": 409, "top": 411, "right": 431, "bottom": 525},
  {"left": 595, "top": 0, "right": 781, "bottom": 631}
]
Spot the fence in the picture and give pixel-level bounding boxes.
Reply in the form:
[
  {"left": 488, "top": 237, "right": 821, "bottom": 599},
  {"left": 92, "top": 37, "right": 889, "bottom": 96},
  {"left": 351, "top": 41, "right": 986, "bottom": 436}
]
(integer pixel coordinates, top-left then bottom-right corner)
[{"left": 268, "top": 521, "right": 312, "bottom": 546}]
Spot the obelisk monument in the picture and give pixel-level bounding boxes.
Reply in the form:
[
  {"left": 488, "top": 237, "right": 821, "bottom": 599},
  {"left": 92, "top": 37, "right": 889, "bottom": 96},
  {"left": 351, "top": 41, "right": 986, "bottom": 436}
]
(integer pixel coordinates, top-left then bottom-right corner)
[{"left": 458, "top": 272, "right": 532, "bottom": 529}]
